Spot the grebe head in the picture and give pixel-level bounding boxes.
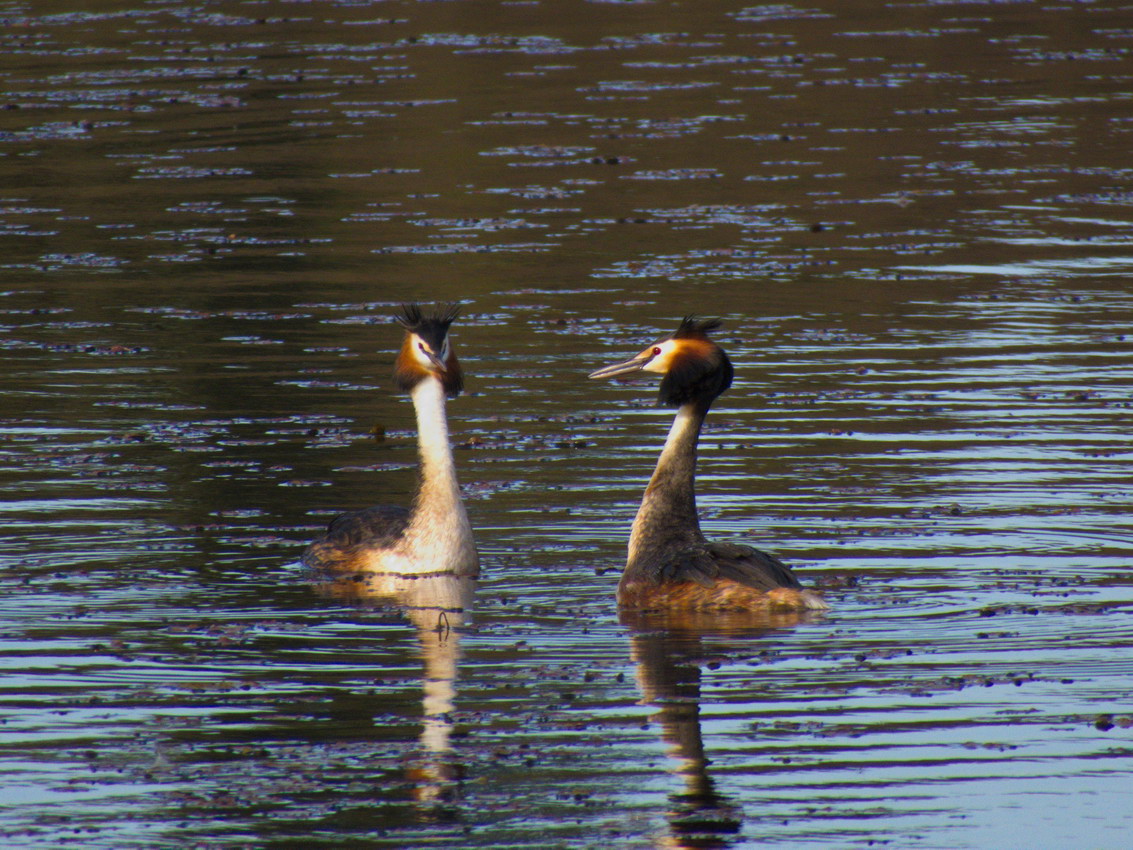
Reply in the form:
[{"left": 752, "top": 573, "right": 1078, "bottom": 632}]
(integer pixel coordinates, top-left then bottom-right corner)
[
  {"left": 393, "top": 303, "right": 464, "bottom": 397},
  {"left": 589, "top": 316, "right": 734, "bottom": 407}
]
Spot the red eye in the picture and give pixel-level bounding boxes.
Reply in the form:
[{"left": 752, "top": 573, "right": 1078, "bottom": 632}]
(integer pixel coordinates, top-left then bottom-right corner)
[{"left": 652, "top": 347, "right": 662, "bottom": 355}]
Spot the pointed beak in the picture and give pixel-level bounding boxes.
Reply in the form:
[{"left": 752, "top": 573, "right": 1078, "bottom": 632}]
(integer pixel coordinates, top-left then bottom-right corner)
[
  {"left": 424, "top": 351, "right": 447, "bottom": 372},
  {"left": 589, "top": 352, "right": 650, "bottom": 380}
]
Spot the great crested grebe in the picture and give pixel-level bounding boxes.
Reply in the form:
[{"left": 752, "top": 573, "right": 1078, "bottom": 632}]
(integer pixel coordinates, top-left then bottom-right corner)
[
  {"left": 303, "top": 304, "right": 479, "bottom": 580},
  {"left": 590, "top": 317, "right": 827, "bottom": 612}
]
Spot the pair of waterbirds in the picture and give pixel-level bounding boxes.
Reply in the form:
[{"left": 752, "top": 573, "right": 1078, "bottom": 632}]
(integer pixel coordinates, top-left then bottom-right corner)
[{"left": 303, "top": 304, "right": 828, "bottom": 614}]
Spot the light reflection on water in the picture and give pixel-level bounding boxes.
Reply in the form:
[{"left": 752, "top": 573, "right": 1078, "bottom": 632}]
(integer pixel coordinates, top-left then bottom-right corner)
[
  {"left": 2, "top": 0, "right": 1133, "bottom": 847},
  {"left": 910, "top": 257, "right": 1133, "bottom": 276}
]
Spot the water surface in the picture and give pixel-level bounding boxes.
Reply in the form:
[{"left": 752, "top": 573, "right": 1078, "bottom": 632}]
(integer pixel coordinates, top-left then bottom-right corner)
[{"left": 2, "top": 1, "right": 1133, "bottom": 847}]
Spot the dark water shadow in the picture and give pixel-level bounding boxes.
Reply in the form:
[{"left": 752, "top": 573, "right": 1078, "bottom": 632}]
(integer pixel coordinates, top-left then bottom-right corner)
[
  {"left": 314, "top": 571, "right": 476, "bottom": 807},
  {"left": 621, "top": 608, "right": 824, "bottom": 849}
]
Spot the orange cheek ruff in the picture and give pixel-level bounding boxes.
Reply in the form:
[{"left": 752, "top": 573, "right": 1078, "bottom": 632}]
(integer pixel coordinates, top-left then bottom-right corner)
[
  {"left": 393, "top": 338, "right": 433, "bottom": 391},
  {"left": 618, "top": 578, "right": 816, "bottom": 612},
  {"left": 647, "top": 337, "right": 715, "bottom": 373}
]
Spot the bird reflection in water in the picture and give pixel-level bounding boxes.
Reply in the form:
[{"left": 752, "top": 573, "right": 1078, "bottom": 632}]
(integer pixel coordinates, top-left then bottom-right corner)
[
  {"left": 315, "top": 571, "right": 475, "bottom": 805},
  {"left": 622, "top": 607, "right": 822, "bottom": 849}
]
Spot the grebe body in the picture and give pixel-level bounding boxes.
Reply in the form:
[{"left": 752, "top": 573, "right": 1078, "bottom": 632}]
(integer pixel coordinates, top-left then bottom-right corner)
[
  {"left": 590, "top": 317, "right": 827, "bottom": 613},
  {"left": 303, "top": 304, "right": 479, "bottom": 580}
]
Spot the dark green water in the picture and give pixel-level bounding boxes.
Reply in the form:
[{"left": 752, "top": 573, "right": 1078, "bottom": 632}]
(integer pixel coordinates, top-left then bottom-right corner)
[{"left": 2, "top": 1, "right": 1132, "bottom": 847}]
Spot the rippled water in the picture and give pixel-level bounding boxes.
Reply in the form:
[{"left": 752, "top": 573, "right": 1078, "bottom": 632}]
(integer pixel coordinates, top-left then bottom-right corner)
[{"left": 3, "top": 1, "right": 1133, "bottom": 847}]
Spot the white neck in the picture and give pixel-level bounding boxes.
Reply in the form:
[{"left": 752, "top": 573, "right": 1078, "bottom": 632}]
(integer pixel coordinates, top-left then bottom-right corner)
[
  {"left": 412, "top": 377, "right": 457, "bottom": 486},
  {"left": 401, "top": 378, "right": 478, "bottom": 575}
]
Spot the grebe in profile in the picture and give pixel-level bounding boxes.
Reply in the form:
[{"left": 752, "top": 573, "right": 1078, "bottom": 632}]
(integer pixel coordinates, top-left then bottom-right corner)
[
  {"left": 303, "top": 304, "right": 479, "bottom": 580},
  {"left": 590, "top": 317, "right": 827, "bottom": 612}
]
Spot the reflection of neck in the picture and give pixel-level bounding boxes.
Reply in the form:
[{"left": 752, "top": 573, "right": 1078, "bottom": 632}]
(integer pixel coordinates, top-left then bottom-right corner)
[
  {"left": 403, "top": 378, "right": 477, "bottom": 574},
  {"left": 632, "top": 632, "right": 738, "bottom": 845},
  {"left": 418, "top": 620, "right": 461, "bottom": 754},
  {"left": 409, "top": 601, "right": 467, "bottom": 804},
  {"left": 628, "top": 401, "right": 709, "bottom": 570},
  {"left": 634, "top": 633, "right": 707, "bottom": 769}
]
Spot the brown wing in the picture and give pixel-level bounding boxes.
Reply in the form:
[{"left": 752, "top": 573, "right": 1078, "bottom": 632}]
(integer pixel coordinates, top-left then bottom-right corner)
[
  {"left": 302, "top": 505, "right": 411, "bottom": 572},
  {"left": 658, "top": 540, "right": 802, "bottom": 592}
]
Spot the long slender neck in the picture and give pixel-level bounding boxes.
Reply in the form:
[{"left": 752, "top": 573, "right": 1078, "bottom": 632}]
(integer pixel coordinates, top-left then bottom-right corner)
[
  {"left": 411, "top": 377, "right": 458, "bottom": 499},
  {"left": 403, "top": 378, "right": 477, "bottom": 573},
  {"left": 628, "top": 400, "right": 709, "bottom": 567}
]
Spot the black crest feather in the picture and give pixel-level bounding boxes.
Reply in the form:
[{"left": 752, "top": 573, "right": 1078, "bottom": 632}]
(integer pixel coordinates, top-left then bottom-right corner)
[
  {"left": 671, "top": 316, "right": 723, "bottom": 340},
  {"left": 397, "top": 303, "right": 460, "bottom": 352}
]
